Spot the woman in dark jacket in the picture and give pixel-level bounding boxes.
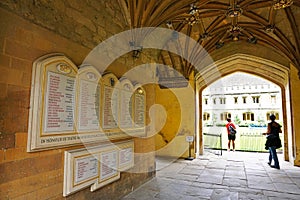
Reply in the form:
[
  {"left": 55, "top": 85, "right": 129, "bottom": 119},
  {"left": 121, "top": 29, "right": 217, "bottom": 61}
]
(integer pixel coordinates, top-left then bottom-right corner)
[{"left": 264, "top": 114, "right": 282, "bottom": 169}]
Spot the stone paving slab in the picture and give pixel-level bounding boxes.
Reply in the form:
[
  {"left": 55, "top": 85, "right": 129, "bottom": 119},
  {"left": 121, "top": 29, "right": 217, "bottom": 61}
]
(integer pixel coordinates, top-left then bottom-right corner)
[{"left": 122, "top": 151, "right": 300, "bottom": 200}]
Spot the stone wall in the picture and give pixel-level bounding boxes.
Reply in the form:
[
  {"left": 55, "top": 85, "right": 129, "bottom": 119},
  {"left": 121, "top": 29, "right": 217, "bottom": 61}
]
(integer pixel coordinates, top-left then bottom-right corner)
[
  {"left": 155, "top": 74, "right": 196, "bottom": 158},
  {"left": 0, "top": 2, "right": 155, "bottom": 199},
  {"left": 290, "top": 64, "right": 300, "bottom": 166},
  {"left": 0, "top": 0, "right": 128, "bottom": 49}
]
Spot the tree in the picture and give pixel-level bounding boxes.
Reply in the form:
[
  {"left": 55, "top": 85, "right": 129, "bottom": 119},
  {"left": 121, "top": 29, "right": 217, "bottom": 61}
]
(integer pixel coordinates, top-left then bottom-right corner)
[
  {"left": 212, "top": 113, "right": 217, "bottom": 126},
  {"left": 234, "top": 115, "right": 241, "bottom": 125}
]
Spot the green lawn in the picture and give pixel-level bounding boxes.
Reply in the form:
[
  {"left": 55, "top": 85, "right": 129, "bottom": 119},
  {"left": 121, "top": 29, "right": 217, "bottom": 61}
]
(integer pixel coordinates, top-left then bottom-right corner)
[{"left": 204, "top": 132, "right": 283, "bottom": 152}]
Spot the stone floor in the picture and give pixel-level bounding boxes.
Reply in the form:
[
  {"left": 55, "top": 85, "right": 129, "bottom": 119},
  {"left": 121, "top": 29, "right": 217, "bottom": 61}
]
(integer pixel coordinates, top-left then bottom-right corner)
[{"left": 122, "top": 151, "right": 300, "bottom": 200}]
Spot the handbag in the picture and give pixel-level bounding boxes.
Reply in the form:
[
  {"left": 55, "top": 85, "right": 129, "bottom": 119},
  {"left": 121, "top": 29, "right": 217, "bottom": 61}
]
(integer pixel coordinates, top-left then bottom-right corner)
[{"left": 265, "top": 134, "right": 282, "bottom": 149}]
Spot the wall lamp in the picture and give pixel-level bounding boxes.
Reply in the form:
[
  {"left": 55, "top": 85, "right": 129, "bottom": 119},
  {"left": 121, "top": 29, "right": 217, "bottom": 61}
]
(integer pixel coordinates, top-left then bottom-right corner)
[{"left": 129, "top": 41, "right": 143, "bottom": 58}]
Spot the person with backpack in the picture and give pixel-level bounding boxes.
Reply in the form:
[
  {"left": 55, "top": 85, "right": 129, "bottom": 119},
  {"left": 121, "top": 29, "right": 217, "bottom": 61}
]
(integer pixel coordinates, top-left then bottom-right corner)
[
  {"left": 264, "top": 114, "right": 282, "bottom": 169},
  {"left": 226, "top": 118, "right": 236, "bottom": 152}
]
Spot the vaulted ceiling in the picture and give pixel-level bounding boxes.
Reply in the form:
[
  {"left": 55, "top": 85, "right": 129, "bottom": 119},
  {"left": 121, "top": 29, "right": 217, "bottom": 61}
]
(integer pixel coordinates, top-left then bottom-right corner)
[{"left": 119, "top": 0, "right": 300, "bottom": 79}]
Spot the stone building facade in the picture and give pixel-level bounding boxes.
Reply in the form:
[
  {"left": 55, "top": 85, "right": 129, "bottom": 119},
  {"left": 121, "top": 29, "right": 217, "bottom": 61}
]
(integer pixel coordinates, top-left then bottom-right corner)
[{"left": 202, "top": 72, "right": 282, "bottom": 127}]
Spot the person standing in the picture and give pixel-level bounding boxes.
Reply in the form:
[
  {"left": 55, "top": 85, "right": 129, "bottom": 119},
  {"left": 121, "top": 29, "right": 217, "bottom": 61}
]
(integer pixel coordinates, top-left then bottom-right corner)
[
  {"left": 226, "top": 118, "right": 236, "bottom": 152},
  {"left": 264, "top": 114, "right": 282, "bottom": 169}
]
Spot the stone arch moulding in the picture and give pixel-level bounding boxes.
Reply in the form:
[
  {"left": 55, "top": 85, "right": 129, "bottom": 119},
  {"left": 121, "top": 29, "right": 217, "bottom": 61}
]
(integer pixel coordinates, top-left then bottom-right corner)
[{"left": 195, "top": 53, "right": 294, "bottom": 164}]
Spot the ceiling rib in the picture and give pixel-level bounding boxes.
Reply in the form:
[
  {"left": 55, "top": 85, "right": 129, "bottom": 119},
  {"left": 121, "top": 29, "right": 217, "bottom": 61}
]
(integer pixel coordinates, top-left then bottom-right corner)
[
  {"left": 119, "top": 0, "right": 300, "bottom": 79},
  {"left": 285, "top": 7, "right": 300, "bottom": 55}
]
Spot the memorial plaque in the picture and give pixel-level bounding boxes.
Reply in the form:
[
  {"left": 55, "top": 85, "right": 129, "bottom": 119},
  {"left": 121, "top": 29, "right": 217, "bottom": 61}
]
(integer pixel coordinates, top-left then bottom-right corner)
[
  {"left": 119, "top": 148, "right": 133, "bottom": 171},
  {"left": 64, "top": 140, "right": 133, "bottom": 196},
  {"left": 117, "top": 140, "right": 134, "bottom": 171},
  {"left": 90, "top": 148, "right": 120, "bottom": 192},
  {"left": 28, "top": 54, "right": 80, "bottom": 152},
  {"left": 102, "top": 86, "right": 119, "bottom": 129},
  {"left": 64, "top": 148, "right": 99, "bottom": 197},
  {"left": 28, "top": 54, "right": 145, "bottom": 152},
  {"left": 134, "top": 93, "right": 145, "bottom": 127},
  {"left": 119, "top": 148, "right": 132, "bottom": 166},
  {"left": 78, "top": 80, "right": 100, "bottom": 132},
  {"left": 120, "top": 90, "right": 133, "bottom": 128},
  {"left": 100, "top": 150, "right": 118, "bottom": 180},
  {"left": 74, "top": 156, "right": 98, "bottom": 185},
  {"left": 44, "top": 71, "right": 75, "bottom": 133}
]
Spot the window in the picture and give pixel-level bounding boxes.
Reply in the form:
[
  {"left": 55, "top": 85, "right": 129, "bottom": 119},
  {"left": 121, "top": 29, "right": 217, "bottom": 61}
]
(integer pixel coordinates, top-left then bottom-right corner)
[
  {"left": 213, "top": 98, "right": 216, "bottom": 104},
  {"left": 243, "top": 96, "right": 247, "bottom": 104},
  {"left": 219, "top": 97, "right": 226, "bottom": 104},
  {"left": 243, "top": 112, "right": 254, "bottom": 121},
  {"left": 204, "top": 98, "right": 208, "bottom": 105},
  {"left": 271, "top": 95, "right": 276, "bottom": 104},
  {"left": 203, "top": 112, "right": 210, "bottom": 121},
  {"left": 266, "top": 112, "right": 279, "bottom": 120},
  {"left": 252, "top": 96, "right": 260, "bottom": 103},
  {"left": 221, "top": 112, "right": 231, "bottom": 121},
  {"left": 234, "top": 97, "right": 238, "bottom": 104}
]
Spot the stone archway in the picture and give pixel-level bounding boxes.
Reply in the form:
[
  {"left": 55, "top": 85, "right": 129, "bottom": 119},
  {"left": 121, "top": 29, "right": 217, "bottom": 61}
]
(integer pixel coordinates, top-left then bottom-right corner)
[{"left": 195, "top": 54, "right": 292, "bottom": 163}]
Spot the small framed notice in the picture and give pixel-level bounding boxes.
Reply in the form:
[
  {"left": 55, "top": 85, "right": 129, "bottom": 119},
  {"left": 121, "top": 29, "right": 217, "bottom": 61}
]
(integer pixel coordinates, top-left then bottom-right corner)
[
  {"left": 100, "top": 150, "right": 118, "bottom": 180},
  {"left": 64, "top": 148, "right": 99, "bottom": 196},
  {"left": 90, "top": 149, "right": 120, "bottom": 192},
  {"left": 63, "top": 140, "right": 134, "bottom": 196},
  {"left": 117, "top": 141, "right": 134, "bottom": 171},
  {"left": 74, "top": 156, "right": 98, "bottom": 185},
  {"left": 186, "top": 136, "right": 194, "bottom": 142}
]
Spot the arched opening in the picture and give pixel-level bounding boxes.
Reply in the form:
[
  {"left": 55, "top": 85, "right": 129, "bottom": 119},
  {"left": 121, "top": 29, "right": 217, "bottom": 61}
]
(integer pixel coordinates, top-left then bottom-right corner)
[
  {"left": 195, "top": 54, "right": 293, "bottom": 163},
  {"left": 201, "top": 72, "right": 283, "bottom": 153}
]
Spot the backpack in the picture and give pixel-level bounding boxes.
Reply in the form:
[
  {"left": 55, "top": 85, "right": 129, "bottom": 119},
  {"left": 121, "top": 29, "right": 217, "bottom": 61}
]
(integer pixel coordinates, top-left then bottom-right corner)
[{"left": 229, "top": 125, "right": 236, "bottom": 135}]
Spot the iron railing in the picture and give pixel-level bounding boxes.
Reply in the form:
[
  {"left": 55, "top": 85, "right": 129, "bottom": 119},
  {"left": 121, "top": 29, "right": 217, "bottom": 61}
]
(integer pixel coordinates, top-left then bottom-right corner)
[
  {"left": 203, "top": 132, "right": 222, "bottom": 155},
  {"left": 203, "top": 132, "right": 283, "bottom": 153}
]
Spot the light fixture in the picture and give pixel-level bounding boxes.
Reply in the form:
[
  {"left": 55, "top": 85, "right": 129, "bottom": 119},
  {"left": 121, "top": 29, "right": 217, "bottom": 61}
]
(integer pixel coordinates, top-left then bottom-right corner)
[
  {"left": 226, "top": 6, "right": 242, "bottom": 18},
  {"left": 215, "top": 41, "right": 224, "bottom": 49},
  {"left": 265, "top": 25, "right": 275, "bottom": 33},
  {"left": 185, "top": 4, "right": 201, "bottom": 26},
  {"left": 248, "top": 36, "right": 257, "bottom": 44},
  {"left": 233, "top": 36, "right": 239, "bottom": 41},
  {"left": 229, "top": 25, "right": 242, "bottom": 41},
  {"left": 166, "top": 21, "right": 173, "bottom": 29},
  {"left": 199, "top": 32, "right": 211, "bottom": 41},
  {"left": 129, "top": 41, "right": 143, "bottom": 59},
  {"left": 172, "top": 31, "right": 179, "bottom": 40},
  {"left": 189, "top": 4, "right": 199, "bottom": 15},
  {"left": 273, "top": 0, "right": 293, "bottom": 9},
  {"left": 132, "top": 47, "right": 143, "bottom": 58},
  {"left": 137, "top": 88, "right": 143, "bottom": 94}
]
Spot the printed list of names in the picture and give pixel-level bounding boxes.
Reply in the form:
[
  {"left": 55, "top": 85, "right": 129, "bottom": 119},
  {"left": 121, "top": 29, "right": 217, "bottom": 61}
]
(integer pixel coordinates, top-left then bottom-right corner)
[{"left": 44, "top": 72, "right": 75, "bottom": 133}]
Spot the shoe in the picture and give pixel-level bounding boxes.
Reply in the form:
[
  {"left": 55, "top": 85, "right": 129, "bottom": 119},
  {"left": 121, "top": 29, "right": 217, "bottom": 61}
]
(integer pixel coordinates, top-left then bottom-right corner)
[
  {"left": 270, "top": 165, "right": 280, "bottom": 169},
  {"left": 267, "top": 162, "right": 271, "bottom": 166},
  {"left": 227, "top": 149, "right": 230, "bottom": 152}
]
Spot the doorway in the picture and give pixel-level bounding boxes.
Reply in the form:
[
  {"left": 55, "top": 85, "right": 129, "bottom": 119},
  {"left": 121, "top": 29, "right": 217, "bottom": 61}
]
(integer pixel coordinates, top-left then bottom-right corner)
[
  {"left": 201, "top": 72, "right": 283, "bottom": 153},
  {"left": 195, "top": 54, "right": 292, "bottom": 163}
]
